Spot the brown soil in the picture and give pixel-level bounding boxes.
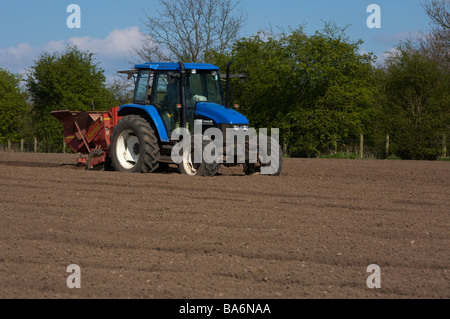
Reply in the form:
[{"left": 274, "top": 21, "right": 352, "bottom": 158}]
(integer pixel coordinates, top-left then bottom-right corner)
[{"left": 0, "top": 151, "right": 448, "bottom": 299}]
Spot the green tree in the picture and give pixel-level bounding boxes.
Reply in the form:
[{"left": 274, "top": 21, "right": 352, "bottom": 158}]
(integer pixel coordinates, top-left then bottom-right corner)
[
  {"left": 0, "top": 68, "right": 28, "bottom": 144},
  {"left": 221, "top": 24, "right": 378, "bottom": 157},
  {"left": 106, "top": 77, "right": 134, "bottom": 106},
  {"left": 380, "top": 45, "right": 450, "bottom": 160},
  {"left": 27, "top": 45, "right": 115, "bottom": 152}
]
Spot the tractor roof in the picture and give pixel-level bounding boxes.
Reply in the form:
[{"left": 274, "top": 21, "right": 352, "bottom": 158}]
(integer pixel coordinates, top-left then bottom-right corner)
[{"left": 134, "top": 62, "right": 219, "bottom": 71}]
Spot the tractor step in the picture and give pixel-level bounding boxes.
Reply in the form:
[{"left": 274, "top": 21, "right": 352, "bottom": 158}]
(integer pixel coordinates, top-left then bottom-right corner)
[{"left": 159, "top": 155, "right": 174, "bottom": 163}]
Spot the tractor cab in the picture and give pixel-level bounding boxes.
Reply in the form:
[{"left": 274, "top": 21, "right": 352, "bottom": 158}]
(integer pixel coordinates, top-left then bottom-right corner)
[{"left": 119, "top": 62, "right": 246, "bottom": 140}]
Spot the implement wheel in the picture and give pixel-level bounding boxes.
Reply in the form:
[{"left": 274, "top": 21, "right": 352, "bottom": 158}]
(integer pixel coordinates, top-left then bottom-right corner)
[
  {"left": 110, "top": 115, "right": 160, "bottom": 173},
  {"left": 87, "top": 149, "right": 106, "bottom": 171}
]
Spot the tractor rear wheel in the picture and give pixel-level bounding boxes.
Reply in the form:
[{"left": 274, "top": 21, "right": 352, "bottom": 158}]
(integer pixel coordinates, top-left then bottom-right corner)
[
  {"left": 178, "top": 135, "right": 221, "bottom": 177},
  {"left": 110, "top": 115, "right": 160, "bottom": 173}
]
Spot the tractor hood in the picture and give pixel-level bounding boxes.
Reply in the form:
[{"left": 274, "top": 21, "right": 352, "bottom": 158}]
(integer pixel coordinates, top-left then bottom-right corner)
[{"left": 195, "top": 102, "right": 249, "bottom": 125}]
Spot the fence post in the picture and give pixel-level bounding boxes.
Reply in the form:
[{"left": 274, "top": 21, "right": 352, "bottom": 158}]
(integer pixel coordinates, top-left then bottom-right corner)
[
  {"left": 333, "top": 134, "right": 337, "bottom": 154},
  {"left": 34, "top": 137, "right": 38, "bottom": 153},
  {"left": 63, "top": 136, "right": 66, "bottom": 153},
  {"left": 8, "top": 139, "right": 11, "bottom": 152},
  {"left": 443, "top": 134, "right": 447, "bottom": 158},
  {"left": 385, "top": 134, "right": 390, "bottom": 158},
  {"left": 359, "top": 133, "right": 364, "bottom": 159},
  {"left": 20, "top": 139, "right": 24, "bottom": 152}
]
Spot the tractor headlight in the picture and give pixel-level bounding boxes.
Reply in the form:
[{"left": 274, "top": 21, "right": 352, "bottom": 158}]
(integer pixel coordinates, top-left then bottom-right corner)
[{"left": 233, "top": 125, "right": 249, "bottom": 131}]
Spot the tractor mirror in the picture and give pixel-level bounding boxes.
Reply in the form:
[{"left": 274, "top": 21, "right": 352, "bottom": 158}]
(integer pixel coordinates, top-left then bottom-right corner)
[{"left": 168, "top": 72, "right": 180, "bottom": 83}]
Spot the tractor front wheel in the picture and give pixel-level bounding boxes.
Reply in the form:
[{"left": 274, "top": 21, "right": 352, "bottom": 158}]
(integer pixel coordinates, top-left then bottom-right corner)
[
  {"left": 110, "top": 115, "right": 160, "bottom": 173},
  {"left": 243, "top": 138, "right": 283, "bottom": 176},
  {"left": 178, "top": 135, "right": 221, "bottom": 177}
]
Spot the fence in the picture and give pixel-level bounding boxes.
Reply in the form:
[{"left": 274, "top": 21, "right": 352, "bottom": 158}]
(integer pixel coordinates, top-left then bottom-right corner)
[
  {"left": 311, "top": 134, "right": 389, "bottom": 159},
  {"left": 281, "top": 133, "right": 449, "bottom": 160},
  {"left": 0, "top": 137, "right": 68, "bottom": 154},
  {"left": 317, "top": 133, "right": 448, "bottom": 160},
  {"left": 1, "top": 134, "right": 448, "bottom": 160}
]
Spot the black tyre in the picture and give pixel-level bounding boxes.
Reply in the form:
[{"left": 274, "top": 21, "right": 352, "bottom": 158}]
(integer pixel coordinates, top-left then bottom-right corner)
[
  {"left": 244, "top": 137, "right": 283, "bottom": 176},
  {"left": 178, "top": 135, "right": 221, "bottom": 177},
  {"left": 110, "top": 115, "right": 160, "bottom": 173},
  {"left": 243, "top": 163, "right": 259, "bottom": 175},
  {"left": 157, "top": 162, "right": 171, "bottom": 173}
]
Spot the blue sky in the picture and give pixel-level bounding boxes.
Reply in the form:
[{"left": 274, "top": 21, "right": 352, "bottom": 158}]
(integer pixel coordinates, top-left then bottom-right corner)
[{"left": 0, "top": 0, "right": 431, "bottom": 80}]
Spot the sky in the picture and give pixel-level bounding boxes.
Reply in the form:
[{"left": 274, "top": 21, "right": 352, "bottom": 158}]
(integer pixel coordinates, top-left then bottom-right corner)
[{"left": 0, "top": 0, "right": 432, "bottom": 81}]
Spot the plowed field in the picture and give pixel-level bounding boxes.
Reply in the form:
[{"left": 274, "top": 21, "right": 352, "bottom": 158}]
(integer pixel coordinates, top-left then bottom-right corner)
[{"left": 0, "top": 152, "right": 448, "bottom": 299}]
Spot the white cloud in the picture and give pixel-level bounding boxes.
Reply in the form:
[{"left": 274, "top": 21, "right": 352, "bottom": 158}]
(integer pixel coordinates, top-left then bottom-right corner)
[
  {"left": 376, "top": 47, "right": 401, "bottom": 66},
  {"left": 358, "top": 46, "right": 401, "bottom": 67},
  {"left": 0, "top": 27, "right": 144, "bottom": 78},
  {"left": 69, "top": 27, "right": 143, "bottom": 58},
  {"left": 374, "top": 31, "right": 418, "bottom": 45},
  {"left": 0, "top": 43, "right": 34, "bottom": 74}
]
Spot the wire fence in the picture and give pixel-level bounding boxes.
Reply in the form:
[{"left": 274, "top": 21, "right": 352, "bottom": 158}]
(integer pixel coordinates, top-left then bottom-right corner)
[
  {"left": 1, "top": 134, "right": 448, "bottom": 160},
  {"left": 0, "top": 137, "right": 68, "bottom": 154},
  {"left": 283, "top": 133, "right": 449, "bottom": 160}
]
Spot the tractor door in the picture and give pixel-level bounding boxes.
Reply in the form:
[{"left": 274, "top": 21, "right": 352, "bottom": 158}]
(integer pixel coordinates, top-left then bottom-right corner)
[
  {"left": 152, "top": 71, "right": 180, "bottom": 136},
  {"left": 133, "top": 70, "right": 154, "bottom": 105}
]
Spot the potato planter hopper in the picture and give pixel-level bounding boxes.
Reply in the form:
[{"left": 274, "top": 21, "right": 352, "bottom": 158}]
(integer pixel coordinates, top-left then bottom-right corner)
[{"left": 51, "top": 106, "right": 121, "bottom": 169}]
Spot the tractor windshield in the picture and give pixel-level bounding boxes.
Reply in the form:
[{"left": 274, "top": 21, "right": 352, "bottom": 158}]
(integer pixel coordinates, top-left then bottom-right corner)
[{"left": 186, "top": 70, "right": 223, "bottom": 105}]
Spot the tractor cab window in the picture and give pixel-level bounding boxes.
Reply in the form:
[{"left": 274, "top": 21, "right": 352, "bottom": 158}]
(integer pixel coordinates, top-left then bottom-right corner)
[
  {"left": 133, "top": 70, "right": 153, "bottom": 104},
  {"left": 186, "top": 70, "right": 223, "bottom": 105}
]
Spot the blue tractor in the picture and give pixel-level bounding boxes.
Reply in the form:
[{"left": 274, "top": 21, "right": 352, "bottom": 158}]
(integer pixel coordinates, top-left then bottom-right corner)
[{"left": 110, "top": 62, "right": 282, "bottom": 176}]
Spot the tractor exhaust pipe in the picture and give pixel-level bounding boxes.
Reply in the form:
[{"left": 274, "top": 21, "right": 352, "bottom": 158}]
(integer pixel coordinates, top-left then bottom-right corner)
[
  {"left": 178, "top": 62, "right": 187, "bottom": 129},
  {"left": 225, "top": 60, "right": 234, "bottom": 108}
]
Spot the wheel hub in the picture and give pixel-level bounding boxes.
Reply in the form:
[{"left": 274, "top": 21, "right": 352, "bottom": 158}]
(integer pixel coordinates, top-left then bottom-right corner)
[{"left": 116, "top": 129, "right": 140, "bottom": 169}]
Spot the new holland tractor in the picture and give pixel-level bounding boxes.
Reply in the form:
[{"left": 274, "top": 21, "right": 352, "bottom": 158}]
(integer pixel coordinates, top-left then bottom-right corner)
[
  {"left": 52, "top": 61, "right": 282, "bottom": 176},
  {"left": 111, "top": 61, "right": 282, "bottom": 177}
]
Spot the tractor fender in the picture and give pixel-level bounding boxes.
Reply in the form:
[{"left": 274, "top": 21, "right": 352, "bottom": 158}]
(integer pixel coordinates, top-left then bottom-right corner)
[{"left": 117, "top": 104, "right": 169, "bottom": 142}]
